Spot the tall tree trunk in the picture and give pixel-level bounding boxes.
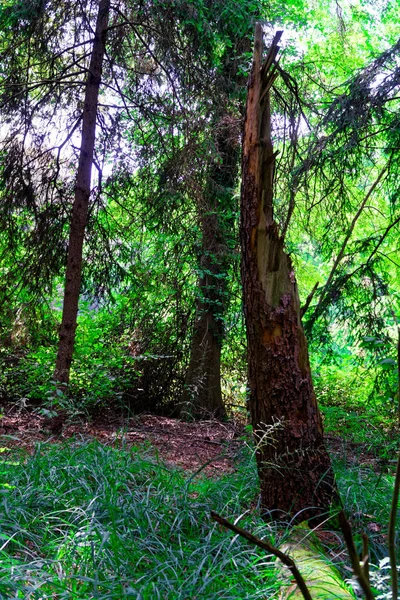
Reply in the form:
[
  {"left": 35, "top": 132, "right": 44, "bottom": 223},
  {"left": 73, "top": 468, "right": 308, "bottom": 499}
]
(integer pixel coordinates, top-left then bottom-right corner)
[
  {"left": 54, "top": 0, "right": 110, "bottom": 384},
  {"left": 182, "top": 258, "right": 225, "bottom": 419},
  {"left": 181, "top": 118, "right": 239, "bottom": 419},
  {"left": 181, "top": 211, "right": 227, "bottom": 420},
  {"left": 240, "top": 25, "right": 338, "bottom": 521}
]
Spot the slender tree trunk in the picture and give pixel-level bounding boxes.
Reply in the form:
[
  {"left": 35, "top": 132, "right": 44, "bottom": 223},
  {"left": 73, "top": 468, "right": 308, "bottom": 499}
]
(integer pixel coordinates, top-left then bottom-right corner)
[
  {"left": 240, "top": 25, "right": 338, "bottom": 521},
  {"left": 181, "top": 118, "right": 239, "bottom": 419},
  {"left": 54, "top": 0, "right": 110, "bottom": 384}
]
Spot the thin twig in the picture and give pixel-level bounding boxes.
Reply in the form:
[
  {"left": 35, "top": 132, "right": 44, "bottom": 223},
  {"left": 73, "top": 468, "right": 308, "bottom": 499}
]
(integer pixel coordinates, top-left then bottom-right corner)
[
  {"left": 388, "top": 450, "right": 400, "bottom": 600},
  {"left": 362, "top": 532, "right": 369, "bottom": 583},
  {"left": 210, "top": 511, "right": 313, "bottom": 600},
  {"left": 338, "top": 511, "right": 374, "bottom": 599},
  {"left": 301, "top": 281, "right": 319, "bottom": 318}
]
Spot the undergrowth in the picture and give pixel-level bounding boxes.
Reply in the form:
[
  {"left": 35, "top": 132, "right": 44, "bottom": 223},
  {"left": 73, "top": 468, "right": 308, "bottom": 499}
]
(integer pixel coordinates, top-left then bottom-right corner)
[
  {"left": 0, "top": 433, "right": 398, "bottom": 599},
  {"left": 0, "top": 439, "right": 279, "bottom": 599}
]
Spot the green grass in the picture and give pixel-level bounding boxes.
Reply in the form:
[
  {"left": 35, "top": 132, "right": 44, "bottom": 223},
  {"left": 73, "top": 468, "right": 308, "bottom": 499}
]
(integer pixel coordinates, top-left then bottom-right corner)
[
  {"left": 322, "top": 401, "right": 400, "bottom": 559},
  {"left": 332, "top": 457, "right": 399, "bottom": 599},
  {"left": 0, "top": 439, "right": 280, "bottom": 599},
  {"left": 0, "top": 432, "right": 398, "bottom": 599}
]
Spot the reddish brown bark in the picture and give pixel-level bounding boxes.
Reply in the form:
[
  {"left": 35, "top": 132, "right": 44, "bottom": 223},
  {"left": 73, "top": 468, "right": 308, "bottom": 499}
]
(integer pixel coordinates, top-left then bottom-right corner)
[
  {"left": 54, "top": 0, "right": 110, "bottom": 384},
  {"left": 240, "top": 25, "right": 338, "bottom": 521}
]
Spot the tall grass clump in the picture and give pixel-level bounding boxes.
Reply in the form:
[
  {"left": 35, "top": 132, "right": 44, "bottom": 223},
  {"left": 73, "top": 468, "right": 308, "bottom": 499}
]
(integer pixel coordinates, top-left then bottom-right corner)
[{"left": 0, "top": 439, "right": 281, "bottom": 599}]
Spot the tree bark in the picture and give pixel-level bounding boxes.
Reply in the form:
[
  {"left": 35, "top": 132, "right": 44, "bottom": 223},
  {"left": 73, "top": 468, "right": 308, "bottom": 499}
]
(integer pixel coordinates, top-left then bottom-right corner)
[
  {"left": 240, "top": 25, "right": 338, "bottom": 521},
  {"left": 181, "top": 118, "right": 239, "bottom": 420},
  {"left": 182, "top": 286, "right": 225, "bottom": 419},
  {"left": 181, "top": 212, "right": 227, "bottom": 419},
  {"left": 54, "top": 0, "right": 110, "bottom": 384}
]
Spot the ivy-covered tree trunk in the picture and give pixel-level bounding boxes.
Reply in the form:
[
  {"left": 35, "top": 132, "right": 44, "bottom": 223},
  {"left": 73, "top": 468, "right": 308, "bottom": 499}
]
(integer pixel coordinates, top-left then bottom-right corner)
[
  {"left": 240, "top": 25, "right": 338, "bottom": 521},
  {"left": 181, "top": 118, "right": 239, "bottom": 419},
  {"left": 54, "top": 0, "right": 110, "bottom": 384},
  {"left": 182, "top": 216, "right": 226, "bottom": 419}
]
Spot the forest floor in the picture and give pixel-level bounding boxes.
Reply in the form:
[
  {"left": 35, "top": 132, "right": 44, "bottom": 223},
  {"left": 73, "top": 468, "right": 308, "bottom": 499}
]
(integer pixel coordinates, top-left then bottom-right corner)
[
  {"left": 0, "top": 408, "right": 247, "bottom": 475},
  {"left": 0, "top": 405, "right": 397, "bottom": 598},
  {"left": 0, "top": 405, "right": 384, "bottom": 475}
]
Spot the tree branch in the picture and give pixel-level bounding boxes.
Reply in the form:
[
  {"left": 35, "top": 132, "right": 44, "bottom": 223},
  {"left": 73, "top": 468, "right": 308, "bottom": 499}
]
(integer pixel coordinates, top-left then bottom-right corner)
[
  {"left": 210, "top": 511, "right": 313, "bottom": 600},
  {"left": 301, "top": 281, "right": 319, "bottom": 318},
  {"left": 338, "top": 511, "right": 374, "bottom": 600},
  {"left": 308, "top": 164, "right": 389, "bottom": 326}
]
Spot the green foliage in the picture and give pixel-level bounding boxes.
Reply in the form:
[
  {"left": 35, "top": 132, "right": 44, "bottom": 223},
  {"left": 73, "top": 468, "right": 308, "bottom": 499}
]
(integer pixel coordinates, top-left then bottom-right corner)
[
  {"left": 314, "top": 362, "right": 373, "bottom": 410},
  {"left": 0, "top": 300, "right": 141, "bottom": 412},
  {"left": 311, "top": 322, "right": 399, "bottom": 425}
]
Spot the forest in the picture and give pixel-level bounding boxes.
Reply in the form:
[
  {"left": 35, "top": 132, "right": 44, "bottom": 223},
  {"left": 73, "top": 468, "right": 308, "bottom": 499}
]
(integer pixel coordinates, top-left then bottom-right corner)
[{"left": 1, "top": 0, "right": 400, "bottom": 598}]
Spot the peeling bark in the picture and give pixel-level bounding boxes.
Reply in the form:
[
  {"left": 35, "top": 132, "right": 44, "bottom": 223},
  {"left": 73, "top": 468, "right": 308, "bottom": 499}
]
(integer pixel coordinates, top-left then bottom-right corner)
[
  {"left": 54, "top": 0, "right": 110, "bottom": 384},
  {"left": 240, "top": 25, "right": 338, "bottom": 521}
]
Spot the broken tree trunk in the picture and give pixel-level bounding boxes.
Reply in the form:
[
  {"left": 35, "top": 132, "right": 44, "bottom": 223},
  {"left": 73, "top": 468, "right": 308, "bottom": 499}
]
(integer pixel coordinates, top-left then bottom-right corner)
[{"left": 240, "top": 24, "right": 338, "bottom": 522}]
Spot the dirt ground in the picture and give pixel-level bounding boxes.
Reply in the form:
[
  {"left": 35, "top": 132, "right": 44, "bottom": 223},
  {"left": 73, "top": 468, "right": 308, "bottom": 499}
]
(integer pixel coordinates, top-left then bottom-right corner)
[
  {"left": 0, "top": 406, "right": 385, "bottom": 478},
  {"left": 0, "top": 408, "right": 247, "bottom": 475},
  {"left": 0, "top": 407, "right": 388, "bottom": 551}
]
